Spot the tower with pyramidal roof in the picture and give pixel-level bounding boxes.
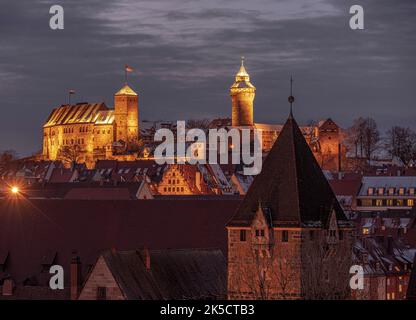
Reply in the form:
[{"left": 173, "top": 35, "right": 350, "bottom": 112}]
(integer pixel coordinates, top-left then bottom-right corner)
[{"left": 226, "top": 84, "right": 353, "bottom": 300}]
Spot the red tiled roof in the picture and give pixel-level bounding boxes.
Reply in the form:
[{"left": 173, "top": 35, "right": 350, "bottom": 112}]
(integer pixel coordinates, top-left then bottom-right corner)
[
  {"left": 0, "top": 198, "right": 240, "bottom": 285},
  {"left": 64, "top": 188, "right": 132, "bottom": 200},
  {"left": 228, "top": 115, "right": 346, "bottom": 227},
  {"left": 329, "top": 179, "right": 362, "bottom": 197}
]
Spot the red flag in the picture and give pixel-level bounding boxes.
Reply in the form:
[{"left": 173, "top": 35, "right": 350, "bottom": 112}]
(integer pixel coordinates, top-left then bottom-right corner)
[
  {"left": 125, "top": 65, "right": 133, "bottom": 72},
  {"left": 69, "top": 90, "right": 75, "bottom": 94}
]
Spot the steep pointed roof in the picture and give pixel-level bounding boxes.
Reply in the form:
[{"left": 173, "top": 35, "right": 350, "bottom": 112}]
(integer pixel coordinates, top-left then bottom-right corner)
[
  {"left": 407, "top": 253, "right": 416, "bottom": 300},
  {"left": 227, "top": 115, "right": 347, "bottom": 228},
  {"left": 115, "top": 84, "right": 138, "bottom": 96},
  {"left": 231, "top": 58, "right": 255, "bottom": 89}
]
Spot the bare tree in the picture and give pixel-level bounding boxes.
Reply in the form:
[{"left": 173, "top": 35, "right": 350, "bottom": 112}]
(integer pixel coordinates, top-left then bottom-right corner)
[
  {"left": 231, "top": 241, "right": 298, "bottom": 300},
  {"left": 57, "top": 145, "right": 82, "bottom": 166},
  {"left": 385, "top": 126, "right": 416, "bottom": 165},
  {"left": 345, "top": 117, "right": 366, "bottom": 158},
  {"left": 362, "top": 118, "right": 380, "bottom": 161},
  {"left": 346, "top": 117, "right": 379, "bottom": 161},
  {"left": 0, "top": 150, "right": 17, "bottom": 165},
  {"left": 186, "top": 119, "right": 211, "bottom": 130},
  {"left": 302, "top": 233, "right": 352, "bottom": 300}
]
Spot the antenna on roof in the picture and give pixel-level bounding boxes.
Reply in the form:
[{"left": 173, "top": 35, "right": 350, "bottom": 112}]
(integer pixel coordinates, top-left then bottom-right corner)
[{"left": 288, "top": 76, "right": 295, "bottom": 118}]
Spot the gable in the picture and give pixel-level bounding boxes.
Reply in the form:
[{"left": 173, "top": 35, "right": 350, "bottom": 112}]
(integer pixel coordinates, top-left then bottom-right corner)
[{"left": 78, "top": 256, "right": 124, "bottom": 300}]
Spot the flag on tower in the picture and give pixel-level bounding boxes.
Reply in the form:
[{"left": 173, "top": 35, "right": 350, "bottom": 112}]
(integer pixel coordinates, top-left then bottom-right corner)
[
  {"left": 69, "top": 90, "right": 75, "bottom": 94},
  {"left": 125, "top": 65, "right": 133, "bottom": 72}
]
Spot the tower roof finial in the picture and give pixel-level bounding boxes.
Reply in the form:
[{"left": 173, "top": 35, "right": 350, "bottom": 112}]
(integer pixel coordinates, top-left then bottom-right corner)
[
  {"left": 241, "top": 56, "right": 245, "bottom": 66},
  {"left": 288, "top": 75, "right": 295, "bottom": 118}
]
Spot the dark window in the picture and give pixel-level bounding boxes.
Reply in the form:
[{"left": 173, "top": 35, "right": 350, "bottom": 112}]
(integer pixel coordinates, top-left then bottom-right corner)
[
  {"left": 339, "top": 230, "right": 344, "bottom": 240},
  {"left": 240, "top": 230, "right": 246, "bottom": 242},
  {"left": 309, "top": 230, "right": 314, "bottom": 240},
  {"left": 255, "top": 229, "right": 265, "bottom": 237},
  {"left": 282, "top": 230, "right": 289, "bottom": 242},
  {"left": 97, "top": 287, "right": 107, "bottom": 300},
  {"left": 329, "top": 230, "right": 336, "bottom": 237}
]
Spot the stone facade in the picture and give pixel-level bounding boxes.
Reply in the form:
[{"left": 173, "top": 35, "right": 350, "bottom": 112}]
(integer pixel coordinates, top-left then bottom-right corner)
[
  {"left": 78, "top": 256, "right": 124, "bottom": 300},
  {"left": 227, "top": 208, "right": 353, "bottom": 300},
  {"left": 230, "top": 59, "right": 255, "bottom": 127},
  {"left": 42, "top": 84, "right": 139, "bottom": 168}
]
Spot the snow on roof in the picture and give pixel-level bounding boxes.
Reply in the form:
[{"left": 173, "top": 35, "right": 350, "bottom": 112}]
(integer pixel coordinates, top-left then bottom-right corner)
[{"left": 359, "top": 176, "right": 416, "bottom": 196}]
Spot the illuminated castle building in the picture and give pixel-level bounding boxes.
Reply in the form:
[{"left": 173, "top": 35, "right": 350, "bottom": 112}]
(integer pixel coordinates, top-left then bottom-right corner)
[
  {"left": 42, "top": 84, "right": 139, "bottom": 168},
  {"left": 229, "top": 58, "right": 344, "bottom": 171}
]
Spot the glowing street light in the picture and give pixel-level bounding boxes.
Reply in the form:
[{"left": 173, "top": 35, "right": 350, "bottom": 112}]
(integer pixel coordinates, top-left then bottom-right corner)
[{"left": 11, "top": 186, "right": 19, "bottom": 194}]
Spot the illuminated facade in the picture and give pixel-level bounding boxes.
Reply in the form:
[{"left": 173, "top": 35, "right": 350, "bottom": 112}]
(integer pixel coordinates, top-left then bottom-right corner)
[
  {"left": 230, "top": 58, "right": 255, "bottom": 127},
  {"left": 230, "top": 61, "right": 344, "bottom": 171},
  {"left": 42, "top": 84, "right": 139, "bottom": 167}
]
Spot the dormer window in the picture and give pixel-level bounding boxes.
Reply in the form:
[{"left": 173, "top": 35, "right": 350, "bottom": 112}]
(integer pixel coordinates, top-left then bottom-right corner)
[
  {"left": 378, "top": 188, "right": 384, "bottom": 195},
  {"left": 368, "top": 187, "right": 374, "bottom": 195},
  {"left": 388, "top": 187, "right": 395, "bottom": 195},
  {"left": 255, "top": 229, "right": 265, "bottom": 237},
  {"left": 399, "top": 188, "right": 405, "bottom": 195},
  {"left": 409, "top": 188, "right": 415, "bottom": 195}
]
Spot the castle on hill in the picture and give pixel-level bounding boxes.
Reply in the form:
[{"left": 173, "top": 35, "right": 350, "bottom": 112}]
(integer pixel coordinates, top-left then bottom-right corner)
[{"left": 42, "top": 60, "right": 344, "bottom": 171}]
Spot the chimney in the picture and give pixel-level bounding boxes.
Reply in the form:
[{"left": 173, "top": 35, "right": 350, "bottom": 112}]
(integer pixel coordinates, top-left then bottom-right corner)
[
  {"left": 2, "top": 279, "right": 14, "bottom": 296},
  {"left": 338, "top": 143, "right": 342, "bottom": 172},
  {"left": 143, "top": 248, "right": 151, "bottom": 270},
  {"left": 70, "top": 251, "right": 82, "bottom": 300},
  {"left": 386, "top": 236, "right": 394, "bottom": 255}
]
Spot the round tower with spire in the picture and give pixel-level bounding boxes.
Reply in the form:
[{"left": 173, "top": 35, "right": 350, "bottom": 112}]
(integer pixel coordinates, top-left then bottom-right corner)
[{"left": 230, "top": 57, "right": 256, "bottom": 127}]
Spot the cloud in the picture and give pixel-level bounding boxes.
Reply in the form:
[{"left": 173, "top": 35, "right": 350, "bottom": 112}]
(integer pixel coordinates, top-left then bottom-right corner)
[{"left": 0, "top": 0, "right": 415, "bottom": 155}]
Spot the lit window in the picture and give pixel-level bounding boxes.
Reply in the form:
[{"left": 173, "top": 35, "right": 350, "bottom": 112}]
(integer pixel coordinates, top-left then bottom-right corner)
[
  {"left": 409, "top": 188, "right": 415, "bottom": 195},
  {"left": 378, "top": 188, "right": 384, "bottom": 195},
  {"left": 408, "top": 199, "right": 414, "bottom": 207},
  {"left": 397, "top": 199, "right": 404, "bottom": 206},
  {"left": 362, "top": 228, "right": 370, "bottom": 235},
  {"left": 375, "top": 199, "right": 383, "bottom": 206},
  {"left": 399, "top": 188, "right": 405, "bottom": 195},
  {"left": 368, "top": 187, "right": 374, "bottom": 195},
  {"left": 386, "top": 199, "right": 393, "bottom": 206}
]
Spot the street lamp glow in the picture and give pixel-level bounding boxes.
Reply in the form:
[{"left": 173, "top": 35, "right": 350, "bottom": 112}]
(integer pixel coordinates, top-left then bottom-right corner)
[{"left": 11, "top": 186, "right": 19, "bottom": 194}]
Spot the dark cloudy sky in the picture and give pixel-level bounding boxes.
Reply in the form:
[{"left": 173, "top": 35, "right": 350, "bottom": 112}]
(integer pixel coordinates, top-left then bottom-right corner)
[{"left": 1, "top": 0, "right": 415, "bottom": 156}]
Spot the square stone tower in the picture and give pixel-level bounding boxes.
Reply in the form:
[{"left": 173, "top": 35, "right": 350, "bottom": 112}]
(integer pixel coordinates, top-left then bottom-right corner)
[
  {"left": 227, "top": 114, "right": 353, "bottom": 300},
  {"left": 114, "top": 84, "right": 139, "bottom": 144}
]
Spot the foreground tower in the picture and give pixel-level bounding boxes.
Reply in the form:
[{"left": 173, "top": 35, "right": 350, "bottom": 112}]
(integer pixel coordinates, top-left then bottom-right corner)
[
  {"left": 226, "top": 89, "right": 353, "bottom": 300},
  {"left": 230, "top": 57, "right": 256, "bottom": 127},
  {"left": 114, "top": 83, "right": 139, "bottom": 144}
]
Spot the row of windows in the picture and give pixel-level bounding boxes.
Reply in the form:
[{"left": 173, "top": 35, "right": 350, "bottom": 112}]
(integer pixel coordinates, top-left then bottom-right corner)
[
  {"left": 62, "top": 138, "right": 85, "bottom": 146},
  {"left": 240, "top": 229, "right": 344, "bottom": 242},
  {"left": 95, "top": 129, "right": 112, "bottom": 135},
  {"left": 367, "top": 187, "right": 415, "bottom": 196},
  {"left": 168, "top": 179, "right": 181, "bottom": 185},
  {"left": 240, "top": 230, "right": 289, "bottom": 242},
  {"left": 358, "top": 199, "right": 414, "bottom": 207},
  {"left": 163, "top": 187, "right": 185, "bottom": 193}
]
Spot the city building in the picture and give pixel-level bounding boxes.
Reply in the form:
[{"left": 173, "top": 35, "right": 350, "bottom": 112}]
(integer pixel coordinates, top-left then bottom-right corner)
[
  {"left": 78, "top": 249, "right": 226, "bottom": 300},
  {"left": 356, "top": 176, "right": 416, "bottom": 211},
  {"left": 226, "top": 113, "right": 353, "bottom": 300},
  {"left": 42, "top": 83, "right": 140, "bottom": 168}
]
